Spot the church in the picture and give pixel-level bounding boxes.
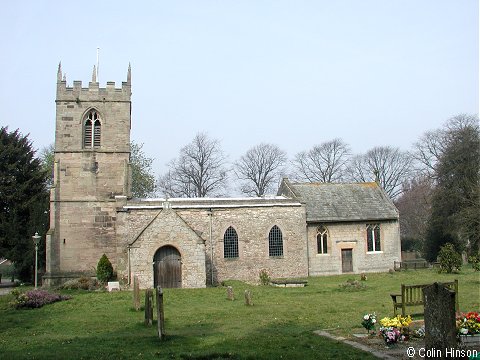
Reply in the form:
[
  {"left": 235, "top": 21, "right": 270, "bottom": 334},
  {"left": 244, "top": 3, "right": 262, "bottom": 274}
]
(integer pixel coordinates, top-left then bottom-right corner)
[{"left": 44, "top": 65, "right": 401, "bottom": 288}]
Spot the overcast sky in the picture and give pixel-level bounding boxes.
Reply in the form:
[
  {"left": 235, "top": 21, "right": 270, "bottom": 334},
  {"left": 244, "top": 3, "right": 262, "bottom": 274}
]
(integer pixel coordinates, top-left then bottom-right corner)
[{"left": 1, "top": 0, "right": 478, "bottom": 177}]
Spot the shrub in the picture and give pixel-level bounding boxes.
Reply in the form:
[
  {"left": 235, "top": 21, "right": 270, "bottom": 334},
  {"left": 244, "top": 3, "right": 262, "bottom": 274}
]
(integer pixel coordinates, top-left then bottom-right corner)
[
  {"left": 259, "top": 269, "right": 271, "bottom": 285},
  {"left": 468, "top": 254, "right": 480, "bottom": 271},
  {"left": 10, "top": 289, "right": 71, "bottom": 309},
  {"left": 60, "top": 277, "right": 100, "bottom": 290},
  {"left": 338, "top": 279, "right": 366, "bottom": 291},
  {"left": 96, "top": 254, "right": 114, "bottom": 284},
  {"left": 438, "top": 243, "right": 462, "bottom": 273}
]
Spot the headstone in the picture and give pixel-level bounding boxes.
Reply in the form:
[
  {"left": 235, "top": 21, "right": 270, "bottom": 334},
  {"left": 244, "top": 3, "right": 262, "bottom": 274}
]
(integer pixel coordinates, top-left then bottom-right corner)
[
  {"left": 423, "top": 282, "right": 457, "bottom": 358},
  {"left": 144, "top": 288, "right": 153, "bottom": 326},
  {"left": 133, "top": 275, "right": 140, "bottom": 311},
  {"left": 226, "top": 286, "right": 234, "bottom": 300},
  {"left": 156, "top": 286, "right": 166, "bottom": 339},
  {"left": 244, "top": 289, "right": 253, "bottom": 306},
  {"left": 107, "top": 281, "right": 120, "bottom": 292}
]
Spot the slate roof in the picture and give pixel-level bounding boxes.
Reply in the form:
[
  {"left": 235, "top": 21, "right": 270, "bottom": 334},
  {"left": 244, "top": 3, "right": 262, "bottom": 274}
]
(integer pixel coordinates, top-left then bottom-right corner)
[{"left": 280, "top": 179, "right": 398, "bottom": 223}]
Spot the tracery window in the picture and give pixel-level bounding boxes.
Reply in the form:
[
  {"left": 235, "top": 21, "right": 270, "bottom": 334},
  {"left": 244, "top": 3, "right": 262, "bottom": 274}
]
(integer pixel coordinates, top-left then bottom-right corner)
[
  {"left": 268, "top": 225, "right": 283, "bottom": 257},
  {"left": 316, "top": 226, "right": 328, "bottom": 254},
  {"left": 223, "top": 226, "right": 239, "bottom": 258},
  {"left": 366, "top": 224, "right": 381, "bottom": 252},
  {"left": 84, "top": 110, "right": 101, "bottom": 148}
]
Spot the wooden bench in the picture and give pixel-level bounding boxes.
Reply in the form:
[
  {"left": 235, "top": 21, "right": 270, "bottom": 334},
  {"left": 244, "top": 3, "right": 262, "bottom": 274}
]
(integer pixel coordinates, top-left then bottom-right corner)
[
  {"left": 390, "top": 279, "right": 458, "bottom": 316},
  {"left": 393, "top": 259, "right": 429, "bottom": 271}
]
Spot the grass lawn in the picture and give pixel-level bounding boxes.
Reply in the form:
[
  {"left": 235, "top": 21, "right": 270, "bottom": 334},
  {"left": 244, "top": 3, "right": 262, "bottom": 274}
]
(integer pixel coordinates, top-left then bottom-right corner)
[{"left": 0, "top": 268, "right": 479, "bottom": 359}]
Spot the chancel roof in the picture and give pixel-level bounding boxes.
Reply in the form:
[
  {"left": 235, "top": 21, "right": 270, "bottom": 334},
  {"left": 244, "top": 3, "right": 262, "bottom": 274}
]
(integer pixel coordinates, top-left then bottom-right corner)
[{"left": 279, "top": 179, "right": 398, "bottom": 223}]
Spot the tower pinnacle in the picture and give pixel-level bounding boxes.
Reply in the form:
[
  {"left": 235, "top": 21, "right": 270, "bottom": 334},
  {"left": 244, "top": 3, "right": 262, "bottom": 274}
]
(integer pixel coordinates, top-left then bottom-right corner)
[{"left": 57, "top": 62, "right": 62, "bottom": 82}]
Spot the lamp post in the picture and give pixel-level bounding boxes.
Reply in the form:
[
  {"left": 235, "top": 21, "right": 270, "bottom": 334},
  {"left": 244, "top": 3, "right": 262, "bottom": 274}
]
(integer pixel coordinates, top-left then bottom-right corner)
[{"left": 32, "top": 232, "right": 41, "bottom": 288}]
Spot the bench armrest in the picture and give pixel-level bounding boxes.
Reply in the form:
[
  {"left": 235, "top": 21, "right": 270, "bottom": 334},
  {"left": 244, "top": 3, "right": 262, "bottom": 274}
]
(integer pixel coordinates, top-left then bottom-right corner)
[{"left": 390, "top": 294, "right": 402, "bottom": 302}]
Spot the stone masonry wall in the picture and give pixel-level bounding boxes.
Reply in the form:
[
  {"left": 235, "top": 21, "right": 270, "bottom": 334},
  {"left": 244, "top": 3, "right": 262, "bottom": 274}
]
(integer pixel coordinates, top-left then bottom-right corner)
[
  {"left": 127, "top": 209, "right": 206, "bottom": 289},
  {"left": 178, "top": 206, "right": 309, "bottom": 284},
  {"left": 307, "top": 220, "right": 401, "bottom": 276},
  {"left": 117, "top": 203, "right": 309, "bottom": 288},
  {"left": 55, "top": 201, "right": 118, "bottom": 274}
]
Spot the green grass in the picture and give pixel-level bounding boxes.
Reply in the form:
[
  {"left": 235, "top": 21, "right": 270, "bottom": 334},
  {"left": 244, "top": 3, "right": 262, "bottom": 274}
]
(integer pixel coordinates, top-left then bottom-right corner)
[{"left": 0, "top": 268, "right": 479, "bottom": 359}]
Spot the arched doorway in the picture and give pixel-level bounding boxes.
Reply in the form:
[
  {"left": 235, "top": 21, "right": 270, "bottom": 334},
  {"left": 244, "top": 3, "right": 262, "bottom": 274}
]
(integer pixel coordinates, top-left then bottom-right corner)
[{"left": 153, "top": 245, "right": 182, "bottom": 288}]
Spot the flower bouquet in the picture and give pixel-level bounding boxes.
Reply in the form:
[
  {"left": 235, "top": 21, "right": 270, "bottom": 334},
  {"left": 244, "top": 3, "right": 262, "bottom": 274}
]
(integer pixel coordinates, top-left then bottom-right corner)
[
  {"left": 379, "top": 327, "right": 401, "bottom": 346},
  {"left": 378, "top": 315, "right": 412, "bottom": 345},
  {"left": 361, "top": 313, "right": 377, "bottom": 334},
  {"left": 457, "top": 312, "right": 480, "bottom": 335}
]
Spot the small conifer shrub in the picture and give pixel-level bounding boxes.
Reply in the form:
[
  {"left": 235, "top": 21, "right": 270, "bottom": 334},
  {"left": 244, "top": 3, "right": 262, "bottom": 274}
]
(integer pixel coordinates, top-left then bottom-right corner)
[
  {"left": 96, "top": 254, "right": 114, "bottom": 284},
  {"left": 438, "top": 243, "right": 462, "bottom": 273}
]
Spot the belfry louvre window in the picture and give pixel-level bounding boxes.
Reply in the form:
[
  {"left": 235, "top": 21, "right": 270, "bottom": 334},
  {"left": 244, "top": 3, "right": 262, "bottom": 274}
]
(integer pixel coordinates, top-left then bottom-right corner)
[
  {"left": 223, "top": 226, "right": 239, "bottom": 258},
  {"left": 366, "top": 224, "right": 381, "bottom": 252},
  {"left": 84, "top": 110, "right": 101, "bottom": 148},
  {"left": 317, "top": 226, "right": 328, "bottom": 254},
  {"left": 268, "top": 225, "right": 283, "bottom": 257}
]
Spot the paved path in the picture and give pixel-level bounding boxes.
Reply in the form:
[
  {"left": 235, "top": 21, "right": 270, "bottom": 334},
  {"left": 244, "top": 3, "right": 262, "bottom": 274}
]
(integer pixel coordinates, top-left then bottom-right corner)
[{"left": 314, "top": 330, "right": 398, "bottom": 360}]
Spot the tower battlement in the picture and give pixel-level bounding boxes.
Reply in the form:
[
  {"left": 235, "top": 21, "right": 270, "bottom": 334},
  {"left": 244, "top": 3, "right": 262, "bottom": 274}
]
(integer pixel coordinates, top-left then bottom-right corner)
[{"left": 56, "top": 63, "right": 131, "bottom": 102}]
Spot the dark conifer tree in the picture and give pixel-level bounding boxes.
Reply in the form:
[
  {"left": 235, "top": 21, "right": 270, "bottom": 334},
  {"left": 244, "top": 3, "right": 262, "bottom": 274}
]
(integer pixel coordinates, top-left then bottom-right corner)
[
  {"left": 0, "top": 127, "right": 49, "bottom": 281},
  {"left": 424, "top": 116, "right": 480, "bottom": 261}
]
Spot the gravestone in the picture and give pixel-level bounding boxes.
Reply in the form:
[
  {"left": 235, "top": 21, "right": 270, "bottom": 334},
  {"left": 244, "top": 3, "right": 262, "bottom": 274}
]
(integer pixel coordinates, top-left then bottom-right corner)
[
  {"left": 145, "top": 288, "right": 153, "bottom": 326},
  {"left": 226, "top": 286, "right": 234, "bottom": 300},
  {"left": 107, "top": 281, "right": 120, "bottom": 292},
  {"left": 244, "top": 290, "right": 253, "bottom": 306},
  {"left": 156, "top": 286, "right": 166, "bottom": 340},
  {"left": 423, "top": 282, "right": 457, "bottom": 358},
  {"left": 133, "top": 275, "right": 140, "bottom": 311}
]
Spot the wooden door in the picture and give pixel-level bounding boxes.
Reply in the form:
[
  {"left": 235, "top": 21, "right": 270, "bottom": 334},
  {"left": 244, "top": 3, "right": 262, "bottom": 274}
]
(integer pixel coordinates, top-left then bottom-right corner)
[
  {"left": 153, "top": 246, "right": 182, "bottom": 288},
  {"left": 341, "top": 249, "right": 353, "bottom": 273}
]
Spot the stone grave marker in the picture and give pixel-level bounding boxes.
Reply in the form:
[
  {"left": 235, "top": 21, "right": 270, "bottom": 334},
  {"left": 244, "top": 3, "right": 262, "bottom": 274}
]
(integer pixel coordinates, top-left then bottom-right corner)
[
  {"left": 145, "top": 288, "right": 153, "bottom": 326},
  {"left": 107, "top": 281, "right": 120, "bottom": 292},
  {"left": 156, "top": 286, "right": 166, "bottom": 340},
  {"left": 133, "top": 275, "right": 140, "bottom": 311},
  {"left": 244, "top": 289, "right": 253, "bottom": 306},
  {"left": 226, "top": 286, "right": 234, "bottom": 300}
]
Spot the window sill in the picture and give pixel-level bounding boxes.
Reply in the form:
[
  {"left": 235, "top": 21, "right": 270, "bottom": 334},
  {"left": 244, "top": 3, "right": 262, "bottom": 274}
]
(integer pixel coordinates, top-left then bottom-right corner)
[
  {"left": 316, "top": 253, "right": 330, "bottom": 256},
  {"left": 269, "top": 256, "right": 284, "bottom": 259},
  {"left": 366, "top": 251, "right": 383, "bottom": 254}
]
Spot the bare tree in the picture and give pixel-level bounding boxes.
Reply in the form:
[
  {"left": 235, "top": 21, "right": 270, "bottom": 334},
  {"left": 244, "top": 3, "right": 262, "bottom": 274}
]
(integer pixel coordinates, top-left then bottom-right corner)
[
  {"left": 292, "top": 139, "right": 351, "bottom": 182},
  {"left": 394, "top": 176, "right": 434, "bottom": 251},
  {"left": 414, "top": 114, "right": 479, "bottom": 179},
  {"left": 157, "top": 133, "right": 228, "bottom": 198},
  {"left": 130, "top": 141, "right": 156, "bottom": 198},
  {"left": 413, "top": 129, "right": 446, "bottom": 178},
  {"left": 347, "top": 146, "right": 413, "bottom": 199},
  {"left": 234, "top": 143, "right": 287, "bottom": 196}
]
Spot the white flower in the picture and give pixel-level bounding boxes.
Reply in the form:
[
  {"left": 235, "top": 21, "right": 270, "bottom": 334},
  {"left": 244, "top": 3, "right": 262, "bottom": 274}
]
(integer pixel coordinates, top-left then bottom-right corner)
[
  {"left": 364, "top": 315, "right": 370, "bottom": 320},
  {"left": 372, "top": 319, "right": 376, "bottom": 324},
  {"left": 460, "top": 328, "right": 469, "bottom": 335}
]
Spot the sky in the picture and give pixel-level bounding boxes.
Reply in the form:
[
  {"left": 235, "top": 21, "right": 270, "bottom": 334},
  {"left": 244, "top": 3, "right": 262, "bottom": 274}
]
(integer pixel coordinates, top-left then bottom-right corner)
[{"left": 1, "top": 0, "right": 478, "bottom": 178}]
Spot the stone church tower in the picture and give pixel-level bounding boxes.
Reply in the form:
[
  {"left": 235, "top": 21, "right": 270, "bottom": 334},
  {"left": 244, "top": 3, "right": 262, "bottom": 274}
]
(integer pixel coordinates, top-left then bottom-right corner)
[{"left": 44, "top": 64, "right": 132, "bottom": 285}]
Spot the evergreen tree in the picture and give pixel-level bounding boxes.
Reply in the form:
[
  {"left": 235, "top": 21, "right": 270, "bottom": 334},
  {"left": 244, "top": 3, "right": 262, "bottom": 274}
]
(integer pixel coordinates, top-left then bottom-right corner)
[
  {"left": 0, "top": 127, "right": 49, "bottom": 281},
  {"left": 96, "top": 254, "right": 114, "bottom": 283},
  {"left": 424, "top": 116, "right": 480, "bottom": 261}
]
